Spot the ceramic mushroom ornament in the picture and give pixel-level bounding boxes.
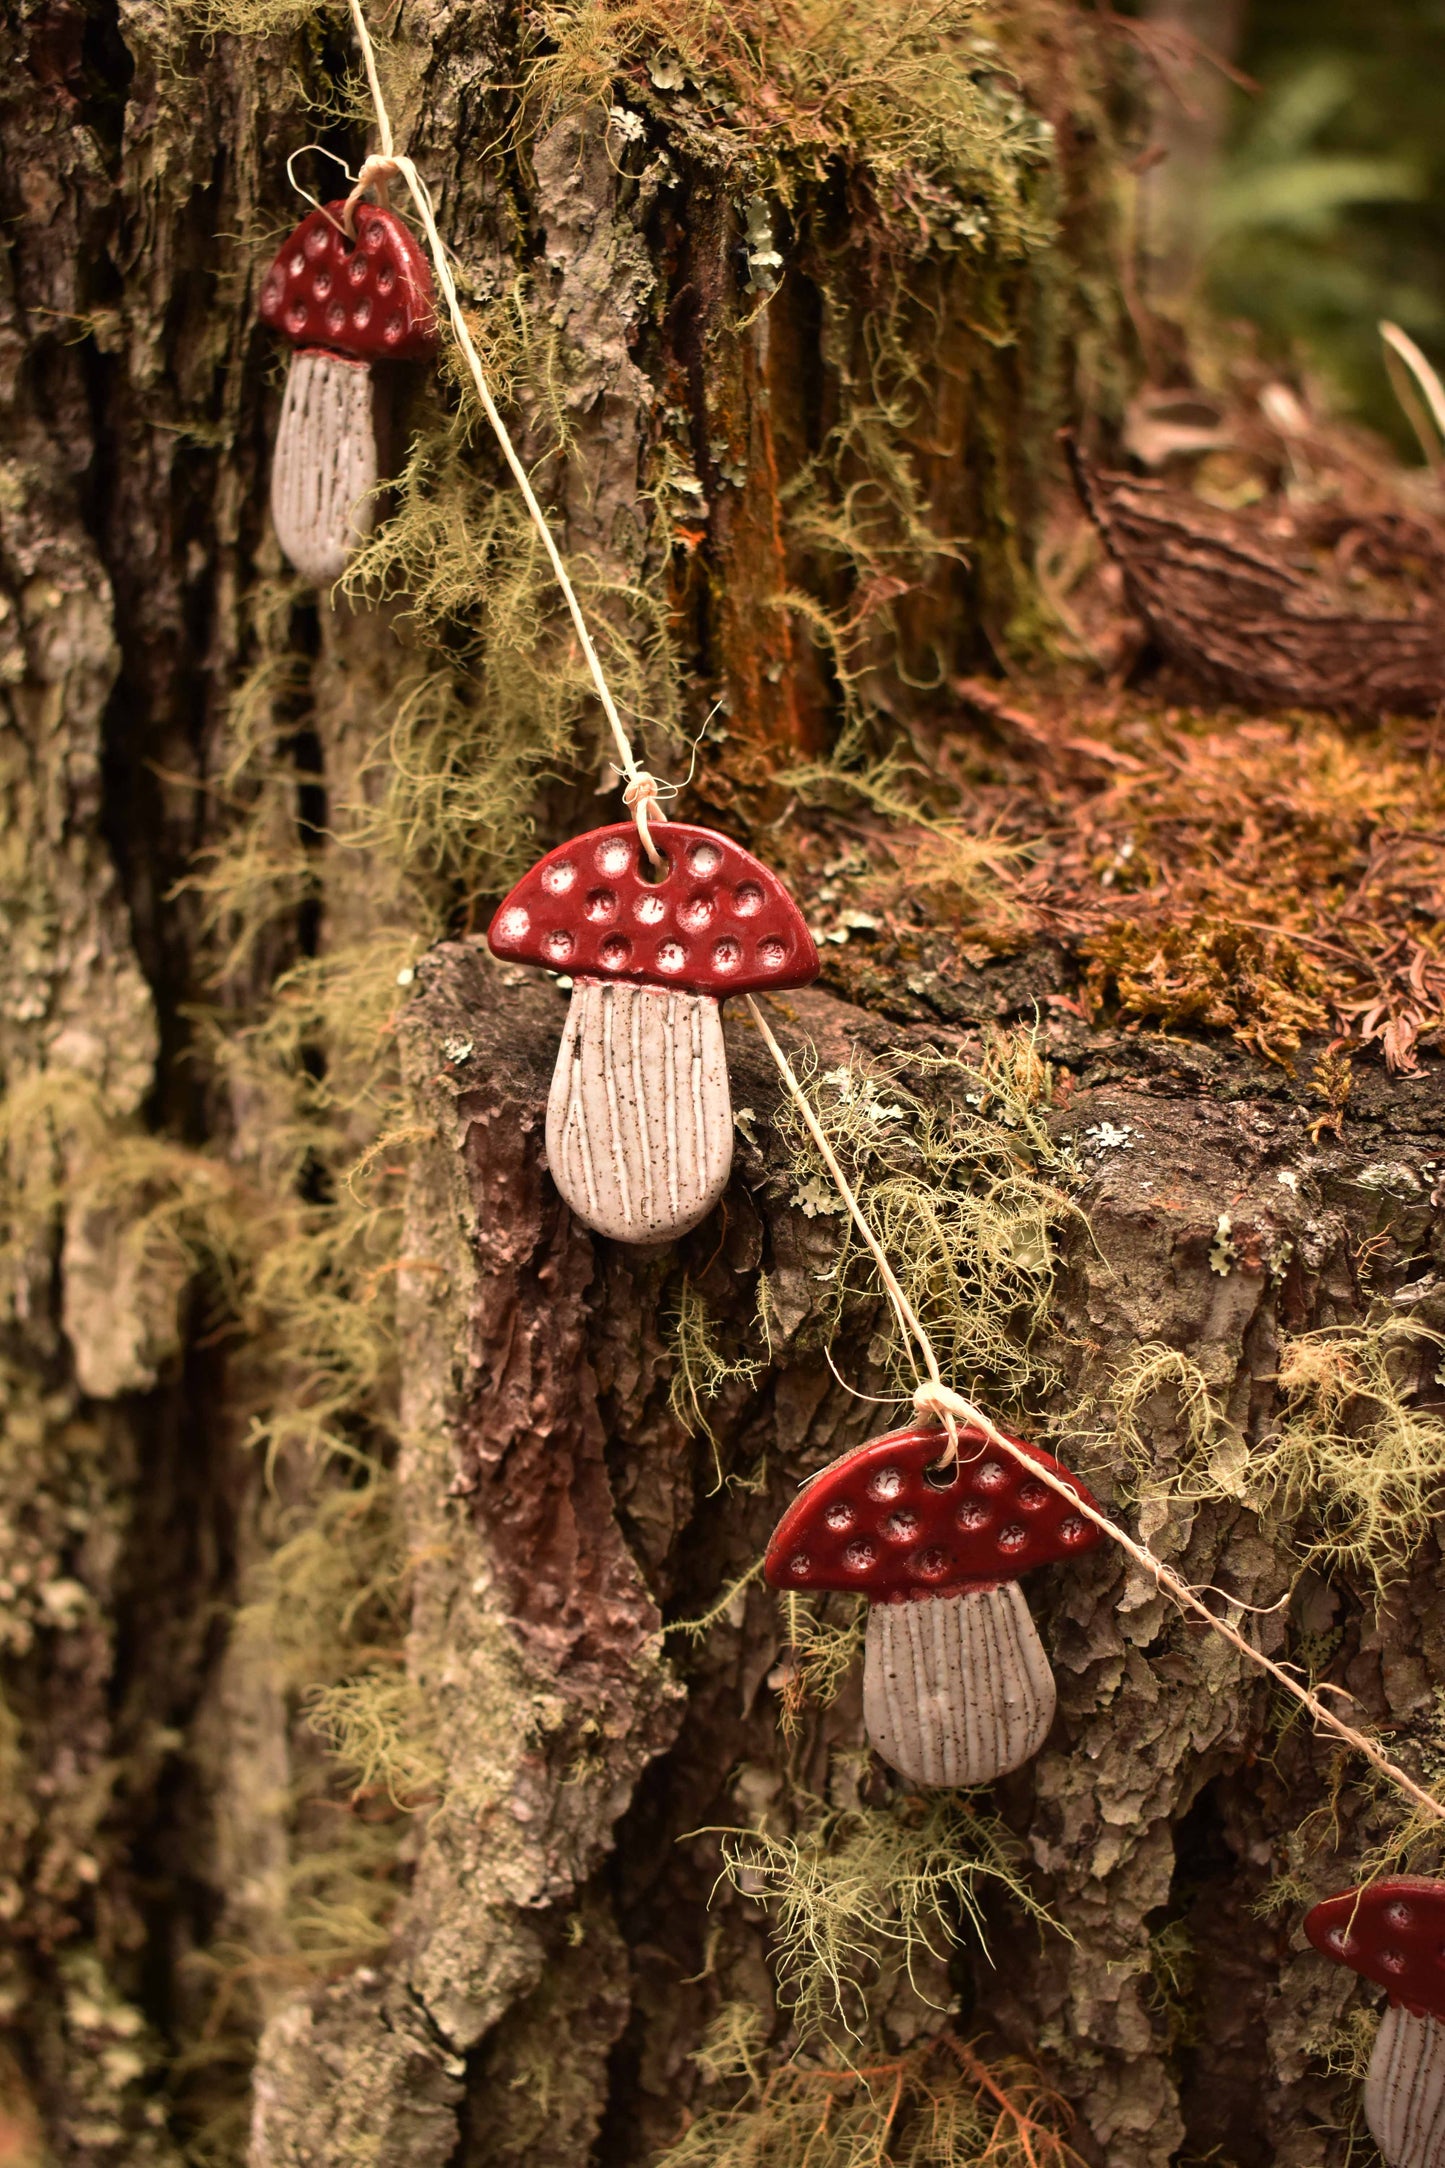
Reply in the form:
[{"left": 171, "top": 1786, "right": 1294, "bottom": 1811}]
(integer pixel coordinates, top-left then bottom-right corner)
[
  {"left": 765, "top": 1422, "right": 1102, "bottom": 1787},
  {"left": 258, "top": 199, "right": 437, "bottom": 583},
  {"left": 1306, "top": 1880, "right": 1445, "bottom": 2168},
  {"left": 488, "top": 821, "right": 817, "bottom": 1244}
]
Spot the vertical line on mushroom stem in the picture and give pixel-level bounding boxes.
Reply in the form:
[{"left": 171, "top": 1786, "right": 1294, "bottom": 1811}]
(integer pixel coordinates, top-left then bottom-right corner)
[
  {"left": 630, "top": 989, "right": 654, "bottom": 1229},
  {"left": 690, "top": 997, "right": 707, "bottom": 1183},
  {"left": 601, "top": 986, "right": 633, "bottom": 1231},
  {"left": 663, "top": 995, "right": 680, "bottom": 1228}
]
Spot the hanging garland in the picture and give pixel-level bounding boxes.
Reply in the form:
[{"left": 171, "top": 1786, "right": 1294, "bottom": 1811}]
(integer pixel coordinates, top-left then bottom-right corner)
[{"left": 251, "top": 3, "right": 1445, "bottom": 2153}]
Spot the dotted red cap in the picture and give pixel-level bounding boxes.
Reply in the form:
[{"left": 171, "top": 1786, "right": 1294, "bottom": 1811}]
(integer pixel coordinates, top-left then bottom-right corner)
[
  {"left": 764, "top": 1424, "right": 1103, "bottom": 1605},
  {"left": 258, "top": 202, "right": 437, "bottom": 363},
  {"left": 1305, "top": 1880, "right": 1445, "bottom": 2022},
  {"left": 487, "top": 822, "right": 819, "bottom": 997}
]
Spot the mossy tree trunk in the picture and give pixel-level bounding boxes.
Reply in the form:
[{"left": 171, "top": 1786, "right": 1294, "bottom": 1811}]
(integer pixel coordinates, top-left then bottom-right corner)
[{"left": 2, "top": 5, "right": 1442, "bottom": 2168}]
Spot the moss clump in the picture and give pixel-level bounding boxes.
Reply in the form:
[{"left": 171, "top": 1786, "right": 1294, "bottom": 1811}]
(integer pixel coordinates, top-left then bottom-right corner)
[
  {"left": 1097, "top": 1325, "right": 1445, "bottom": 1606},
  {"left": 774, "top": 1593, "right": 867, "bottom": 1737},
  {"left": 713, "top": 1791, "right": 1057, "bottom": 2037},
  {"left": 659, "top": 2012, "right": 1085, "bottom": 2168},
  {"left": 775, "top": 1030, "right": 1072, "bottom": 1415},
  {"left": 1082, "top": 915, "right": 1332, "bottom": 1066},
  {"left": 522, "top": 0, "right": 1056, "bottom": 237},
  {"left": 667, "top": 1280, "right": 766, "bottom": 1487}
]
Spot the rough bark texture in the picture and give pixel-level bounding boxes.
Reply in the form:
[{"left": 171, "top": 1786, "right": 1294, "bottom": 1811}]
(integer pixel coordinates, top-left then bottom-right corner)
[{"left": 1, "top": 2, "right": 1442, "bottom": 2166}]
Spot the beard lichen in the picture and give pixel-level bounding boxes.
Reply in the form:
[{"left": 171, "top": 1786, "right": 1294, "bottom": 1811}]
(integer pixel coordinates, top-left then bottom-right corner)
[
  {"left": 712, "top": 1790, "right": 1059, "bottom": 2040},
  {"left": 1092, "top": 1323, "right": 1445, "bottom": 1606},
  {"left": 657, "top": 2016, "right": 1087, "bottom": 2168},
  {"left": 774, "top": 1031, "right": 1072, "bottom": 1416}
]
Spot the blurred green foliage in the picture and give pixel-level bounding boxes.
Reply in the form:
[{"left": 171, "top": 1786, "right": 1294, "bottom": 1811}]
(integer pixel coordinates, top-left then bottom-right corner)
[{"left": 1207, "top": 0, "right": 1445, "bottom": 450}]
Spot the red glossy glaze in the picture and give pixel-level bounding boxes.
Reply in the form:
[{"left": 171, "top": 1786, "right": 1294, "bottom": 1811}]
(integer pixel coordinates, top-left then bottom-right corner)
[
  {"left": 764, "top": 1424, "right": 1103, "bottom": 1605},
  {"left": 1305, "top": 1879, "right": 1445, "bottom": 2022},
  {"left": 259, "top": 203, "right": 437, "bottom": 363},
  {"left": 487, "top": 822, "right": 818, "bottom": 997}
]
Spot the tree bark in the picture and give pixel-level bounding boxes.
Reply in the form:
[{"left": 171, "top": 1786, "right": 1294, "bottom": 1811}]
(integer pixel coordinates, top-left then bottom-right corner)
[{"left": 0, "top": 5, "right": 1441, "bottom": 2168}]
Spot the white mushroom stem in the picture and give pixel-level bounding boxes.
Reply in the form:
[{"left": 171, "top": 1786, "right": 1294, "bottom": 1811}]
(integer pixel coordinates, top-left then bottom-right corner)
[
  {"left": 1366, "top": 2005, "right": 1445, "bottom": 2168},
  {"left": 862, "top": 1583, "right": 1056, "bottom": 1789},
  {"left": 270, "top": 349, "right": 378, "bottom": 585},
  {"left": 545, "top": 978, "right": 732, "bottom": 1244}
]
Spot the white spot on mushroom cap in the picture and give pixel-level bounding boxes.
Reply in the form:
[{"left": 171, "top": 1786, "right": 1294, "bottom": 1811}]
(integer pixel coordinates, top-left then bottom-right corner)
[{"left": 497, "top": 906, "right": 529, "bottom": 943}]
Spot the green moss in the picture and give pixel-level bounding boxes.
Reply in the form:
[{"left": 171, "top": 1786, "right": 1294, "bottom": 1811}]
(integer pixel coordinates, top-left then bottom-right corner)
[
  {"left": 775, "top": 1032, "right": 1072, "bottom": 1414},
  {"left": 1095, "top": 1325, "right": 1445, "bottom": 1605},
  {"left": 660, "top": 2012, "right": 1086, "bottom": 2168},
  {"left": 667, "top": 1280, "right": 766, "bottom": 1487},
  {"left": 712, "top": 1791, "right": 1058, "bottom": 2037}
]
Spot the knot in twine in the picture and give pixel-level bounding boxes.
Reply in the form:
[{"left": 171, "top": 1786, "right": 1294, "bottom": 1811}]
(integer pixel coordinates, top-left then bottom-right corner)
[
  {"left": 343, "top": 154, "right": 401, "bottom": 236},
  {"left": 911, "top": 1378, "right": 978, "bottom": 1462},
  {"left": 623, "top": 771, "right": 669, "bottom": 865}
]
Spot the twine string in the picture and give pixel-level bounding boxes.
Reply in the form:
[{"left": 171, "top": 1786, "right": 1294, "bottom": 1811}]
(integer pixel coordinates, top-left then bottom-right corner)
[
  {"left": 336, "top": 0, "right": 667, "bottom": 865},
  {"left": 331, "top": 0, "right": 1443, "bottom": 1825}
]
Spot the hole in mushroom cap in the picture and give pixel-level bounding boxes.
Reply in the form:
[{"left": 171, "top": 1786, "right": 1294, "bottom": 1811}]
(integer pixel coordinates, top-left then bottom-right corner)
[
  {"left": 596, "top": 838, "right": 633, "bottom": 877},
  {"left": 974, "top": 1461, "right": 1009, "bottom": 1492},
  {"left": 824, "top": 1504, "right": 853, "bottom": 1532},
  {"left": 924, "top": 1459, "right": 959, "bottom": 1490},
  {"left": 635, "top": 892, "right": 667, "bottom": 925},
  {"left": 688, "top": 841, "right": 722, "bottom": 876},
  {"left": 656, "top": 940, "right": 688, "bottom": 974},
  {"left": 867, "top": 1468, "right": 904, "bottom": 1502},
  {"left": 496, "top": 906, "right": 529, "bottom": 943},
  {"left": 843, "top": 1541, "right": 877, "bottom": 1572},
  {"left": 599, "top": 935, "right": 632, "bottom": 969},
  {"left": 734, "top": 881, "right": 765, "bottom": 916},
  {"left": 542, "top": 860, "right": 577, "bottom": 897},
  {"left": 545, "top": 930, "right": 574, "bottom": 964},
  {"left": 996, "top": 1524, "right": 1028, "bottom": 1555},
  {"left": 679, "top": 893, "right": 715, "bottom": 931},
  {"left": 758, "top": 936, "right": 789, "bottom": 969},
  {"left": 957, "top": 1500, "right": 990, "bottom": 1530},
  {"left": 712, "top": 937, "right": 741, "bottom": 970},
  {"left": 585, "top": 888, "right": 618, "bottom": 922}
]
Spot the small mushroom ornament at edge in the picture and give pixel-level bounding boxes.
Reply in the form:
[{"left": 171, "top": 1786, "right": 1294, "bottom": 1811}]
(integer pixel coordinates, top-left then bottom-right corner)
[
  {"left": 487, "top": 821, "right": 818, "bottom": 1245},
  {"left": 765, "top": 1421, "right": 1104, "bottom": 1788},
  {"left": 258, "top": 199, "right": 437, "bottom": 584},
  {"left": 1306, "top": 1879, "right": 1445, "bottom": 2168}
]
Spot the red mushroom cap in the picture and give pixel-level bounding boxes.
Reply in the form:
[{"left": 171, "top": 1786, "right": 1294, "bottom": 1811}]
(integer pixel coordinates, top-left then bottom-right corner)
[
  {"left": 764, "top": 1424, "right": 1103, "bottom": 1605},
  {"left": 1305, "top": 1879, "right": 1445, "bottom": 2022},
  {"left": 258, "top": 203, "right": 437, "bottom": 363},
  {"left": 487, "top": 822, "right": 819, "bottom": 997}
]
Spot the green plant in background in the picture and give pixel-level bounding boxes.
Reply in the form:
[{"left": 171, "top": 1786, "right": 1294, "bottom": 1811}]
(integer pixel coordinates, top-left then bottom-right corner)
[{"left": 1210, "top": 0, "right": 1445, "bottom": 445}]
